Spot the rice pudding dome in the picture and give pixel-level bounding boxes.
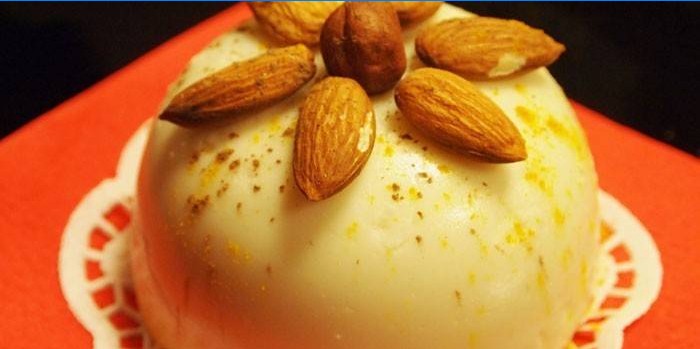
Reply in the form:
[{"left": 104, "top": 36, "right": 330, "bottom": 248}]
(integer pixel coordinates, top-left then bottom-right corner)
[{"left": 132, "top": 3, "right": 600, "bottom": 349}]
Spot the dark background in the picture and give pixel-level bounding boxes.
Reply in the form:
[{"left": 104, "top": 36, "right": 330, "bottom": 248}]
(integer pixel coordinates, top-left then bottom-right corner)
[{"left": 1, "top": 2, "right": 698, "bottom": 156}]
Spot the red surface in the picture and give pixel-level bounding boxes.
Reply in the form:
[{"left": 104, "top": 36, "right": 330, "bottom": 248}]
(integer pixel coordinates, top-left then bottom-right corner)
[{"left": 0, "top": 4, "right": 698, "bottom": 348}]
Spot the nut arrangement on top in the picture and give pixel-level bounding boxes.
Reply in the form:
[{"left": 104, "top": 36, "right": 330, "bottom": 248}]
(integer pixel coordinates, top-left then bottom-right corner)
[{"left": 159, "top": 2, "right": 565, "bottom": 201}]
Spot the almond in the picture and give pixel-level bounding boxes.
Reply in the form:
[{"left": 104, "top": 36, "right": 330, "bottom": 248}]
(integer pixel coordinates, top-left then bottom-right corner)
[
  {"left": 294, "top": 77, "right": 375, "bottom": 201},
  {"left": 160, "top": 44, "right": 316, "bottom": 126},
  {"left": 415, "top": 17, "right": 565, "bottom": 80},
  {"left": 395, "top": 68, "right": 526, "bottom": 163},
  {"left": 321, "top": 2, "right": 406, "bottom": 94},
  {"left": 392, "top": 2, "right": 442, "bottom": 26},
  {"left": 249, "top": 2, "right": 342, "bottom": 46}
]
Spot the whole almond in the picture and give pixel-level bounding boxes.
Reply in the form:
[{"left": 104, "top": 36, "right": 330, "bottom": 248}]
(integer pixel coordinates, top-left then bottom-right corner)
[
  {"left": 392, "top": 2, "right": 442, "bottom": 26},
  {"left": 160, "top": 44, "right": 316, "bottom": 126},
  {"left": 294, "top": 77, "right": 375, "bottom": 201},
  {"left": 415, "top": 17, "right": 565, "bottom": 80},
  {"left": 395, "top": 68, "right": 526, "bottom": 163},
  {"left": 250, "top": 2, "right": 342, "bottom": 46},
  {"left": 321, "top": 3, "right": 406, "bottom": 94}
]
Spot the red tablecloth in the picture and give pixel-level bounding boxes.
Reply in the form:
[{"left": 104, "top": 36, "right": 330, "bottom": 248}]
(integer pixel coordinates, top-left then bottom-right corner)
[{"left": 1, "top": 4, "right": 698, "bottom": 348}]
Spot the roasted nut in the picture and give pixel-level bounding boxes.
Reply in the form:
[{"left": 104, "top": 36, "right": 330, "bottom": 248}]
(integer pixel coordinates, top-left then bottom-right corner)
[
  {"left": 416, "top": 17, "right": 565, "bottom": 80},
  {"left": 321, "top": 3, "right": 406, "bottom": 94}
]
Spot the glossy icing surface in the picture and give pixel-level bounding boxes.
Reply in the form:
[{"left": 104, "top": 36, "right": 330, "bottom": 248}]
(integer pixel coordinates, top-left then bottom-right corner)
[{"left": 133, "top": 4, "right": 600, "bottom": 349}]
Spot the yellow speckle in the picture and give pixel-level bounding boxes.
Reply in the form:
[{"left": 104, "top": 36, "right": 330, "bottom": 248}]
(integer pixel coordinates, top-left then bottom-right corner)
[
  {"left": 468, "top": 332, "right": 478, "bottom": 347},
  {"left": 524, "top": 156, "right": 554, "bottom": 196},
  {"left": 546, "top": 117, "right": 567, "bottom": 137},
  {"left": 479, "top": 242, "right": 489, "bottom": 256},
  {"left": 385, "top": 248, "right": 394, "bottom": 260},
  {"left": 439, "top": 236, "right": 449, "bottom": 249},
  {"left": 408, "top": 187, "right": 422, "bottom": 200},
  {"left": 580, "top": 261, "right": 589, "bottom": 290},
  {"left": 515, "top": 105, "right": 538, "bottom": 129},
  {"left": 267, "top": 116, "right": 282, "bottom": 133},
  {"left": 506, "top": 222, "right": 535, "bottom": 247},
  {"left": 368, "top": 195, "right": 376, "bottom": 205},
  {"left": 537, "top": 270, "right": 547, "bottom": 289},
  {"left": 227, "top": 242, "right": 252, "bottom": 264},
  {"left": 377, "top": 135, "right": 386, "bottom": 144},
  {"left": 546, "top": 116, "right": 589, "bottom": 160},
  {"left": 384, "top": 146, "right": 395, "bottom": 157},
  {"left": 200, "top": 162, "right": 222, "bottom": 188},
  {"left": 345, "top": 222, "right": 359, "bottom": 240},
  {"left": 515, "top": 83, "right": 527, "bottom": 95},
  {"left": 476, "top": 304, "right": 487, "bottom": 316},
  {"left": 437, "top": 164, "right": 450, "bottom": 174},
  {"left": 554, "top": 207, "right": 566, "bottom": 226},
  {"left": 252, "top": 133, "right": 261, "bottom": 144},
  {"left": 468, "top": 272, "right": 477, "bottom": 286},
  {"left": 561, "top": 248, "right": 572, "bottom": 270},
  {"left": 442, "top": 192, "right": 452, "bottom": 202}
]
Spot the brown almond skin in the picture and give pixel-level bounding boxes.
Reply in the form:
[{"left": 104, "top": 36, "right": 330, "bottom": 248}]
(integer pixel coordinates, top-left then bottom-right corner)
[
  {"left": 294, "top": 77, "right": 375, "bottom": 201},
  {"left": 395, "top": 68, "right": 526, "bottom": 163},
  {"left": 160, "top": 44, "right": 316, "bottom": 127},
  {"left": 249, "top": 2, "right": 341, "bottom": 46},
  {"left": 392, "top": 2, "right": 442, "bottom": 26},
  {"left": 415, "top": 17, "right": 565, "bottom": 80},
  {"left": 321, "top": 2, "right": 406, "bottom": 94}
]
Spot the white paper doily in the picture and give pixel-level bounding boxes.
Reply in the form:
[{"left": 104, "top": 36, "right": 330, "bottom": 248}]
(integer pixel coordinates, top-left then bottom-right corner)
[{"left": 59, "top": 121, "right": 662, "bottom": 349}]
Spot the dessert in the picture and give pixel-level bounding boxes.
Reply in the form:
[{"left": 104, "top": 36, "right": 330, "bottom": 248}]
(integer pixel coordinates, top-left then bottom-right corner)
[{"left": 132, "top": 3, "right": 600, "bottom": 348}]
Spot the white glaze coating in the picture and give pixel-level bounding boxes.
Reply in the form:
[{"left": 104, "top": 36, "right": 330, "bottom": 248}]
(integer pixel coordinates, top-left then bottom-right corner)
[{"left": 132, "top": 4, "right": 600, "bottom": 349}]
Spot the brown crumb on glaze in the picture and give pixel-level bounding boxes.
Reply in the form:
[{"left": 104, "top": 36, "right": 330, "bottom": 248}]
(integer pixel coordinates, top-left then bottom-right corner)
[
  {"left": 454, "top": 290, "right": 462, "bottom": 306},
  {"left": 417, "top": 172, "right": 434, "bottom": 184},
  {"left": 229, "top": 159, "right": 241, "bottom": 171},
  {"left": 494, "top": 244, "right": 506, "bottom": 254},
  {"left": 216, "top": 182, "right": 230, "bottom": 197},
  {"left": 189, "top": 152, "right": 200, "bottom": 165},
  {"left": 415, "top": 235, "right": 423, "bottom": 244},
  {"left": 417, "top": 211, "right": 424, "bottom": 219},
  {"left": 215, "top": 148, "right": 234, "bottom": 163},
  {"left": 253, "top": 185, "right": 261, "bottom": 193},
  {"left": 187, "top": 195, "right": 210, "bottom": 216},
  {"left": 282, "top": 127, "right": 295, "bottom": 137}
]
